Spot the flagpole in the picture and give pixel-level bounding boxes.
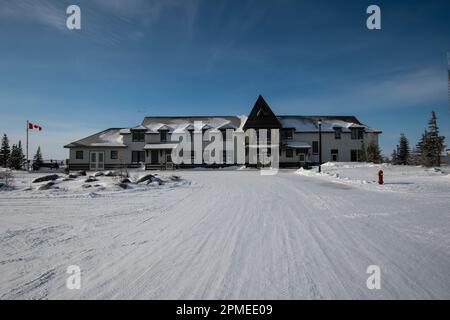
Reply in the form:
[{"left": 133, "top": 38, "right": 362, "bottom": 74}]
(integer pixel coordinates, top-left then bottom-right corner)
[{"left": 26, "top": 120, "right": 29, "bottom": 172}]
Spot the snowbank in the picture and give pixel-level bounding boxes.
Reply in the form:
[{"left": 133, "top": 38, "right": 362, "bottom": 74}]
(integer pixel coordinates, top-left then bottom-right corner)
[
  {"left": 296, "top": 162, "right": 450, "bottom": 194},
  {"left": 0, "top": 170, "right": 191, "bottom": 199}
]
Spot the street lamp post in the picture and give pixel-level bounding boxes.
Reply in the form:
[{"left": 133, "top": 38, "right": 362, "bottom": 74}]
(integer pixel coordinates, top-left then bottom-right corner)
[{"left": 318, "top": 119, "right": 322, "bottom": 173}]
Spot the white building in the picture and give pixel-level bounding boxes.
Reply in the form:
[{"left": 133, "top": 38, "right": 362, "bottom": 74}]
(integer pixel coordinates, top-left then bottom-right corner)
[{"left": 65, "top": 96, "right": 381, "bottom": 170}]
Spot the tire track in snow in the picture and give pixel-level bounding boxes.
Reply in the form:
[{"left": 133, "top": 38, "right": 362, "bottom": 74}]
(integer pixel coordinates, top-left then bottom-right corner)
[{"left": 1, "top": 170, "right": 449, "bottom": 299}]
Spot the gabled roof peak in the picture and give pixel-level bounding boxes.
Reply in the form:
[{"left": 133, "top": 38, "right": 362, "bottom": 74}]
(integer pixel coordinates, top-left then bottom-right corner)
[{"left": 243, "top": 95, "right": 282, "bottom": 129}]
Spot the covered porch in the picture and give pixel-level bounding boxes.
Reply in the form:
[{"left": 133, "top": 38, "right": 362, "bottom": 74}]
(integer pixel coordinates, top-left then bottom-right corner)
[
  {"left": 144, "top": 143, "right": 177, "bottom": 170},
  {"left": 280, "top": 141, "right": 311, "bottom": 167}
]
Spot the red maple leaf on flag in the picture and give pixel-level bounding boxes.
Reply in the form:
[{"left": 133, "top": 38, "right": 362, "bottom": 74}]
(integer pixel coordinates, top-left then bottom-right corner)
[{"left": 28, "top": 122, "right": 42, "bottom": 131}]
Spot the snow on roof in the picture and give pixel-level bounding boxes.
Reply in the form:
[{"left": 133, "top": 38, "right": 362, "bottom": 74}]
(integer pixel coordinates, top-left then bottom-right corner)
[
  {"left": 65, "top": 128, "right": 127, "bottom": 148},
  {"left": 278, "top": 117, "right": 317, "bottom": 131},
  {"left": 66, "top": 114, "right": 380, "bottom": 149},
  {"left": 277, "top": 116, "right": 379, "bottom": 133},
  {"left": 157, "top": 125, "right": 172, "bottom": 131},
  {"left": 131, "top": 124, "right": 148, "bottom": 130},
  {"left": 285, "top": 141, "right": 312, "bottom": 149},
  {"left": 141, "top": 116, "right": 244, "bottom": 134},
  {"left": 143, "top": 123, "right": 174, "bottom": 133},
  {"left": 123, "top": 115, "right": 378, "bottom": 137},
  {"left": 218, "top": 122, "right": 238, "bottom": 130}
]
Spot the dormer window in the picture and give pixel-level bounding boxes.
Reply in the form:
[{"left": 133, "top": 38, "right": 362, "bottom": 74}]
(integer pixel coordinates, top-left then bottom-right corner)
[
  {"left": 160, "top": 130, "right": 168, "bottom": 142},
  {"left": 281, "top": 129, "right": 293, "bottom": 140},
  {"left": 334, "top": 127, "right": 342, "bottom": 140},
  {"left": 132, "top": 130, "right": 145, "bottom": 142},
  {"left": 351, "top": 128, "right": 364, "bottom": 140}
]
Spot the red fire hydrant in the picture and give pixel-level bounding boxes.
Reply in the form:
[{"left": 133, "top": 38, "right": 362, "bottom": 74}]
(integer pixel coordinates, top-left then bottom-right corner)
[{"left": 378, "top": 170, "right": 384, "bottom": 185}]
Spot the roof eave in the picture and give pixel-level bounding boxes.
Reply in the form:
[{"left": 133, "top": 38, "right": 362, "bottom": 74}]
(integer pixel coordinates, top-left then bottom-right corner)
[{"left": 65, "top": 144, "right": 128, "bottom": 148}]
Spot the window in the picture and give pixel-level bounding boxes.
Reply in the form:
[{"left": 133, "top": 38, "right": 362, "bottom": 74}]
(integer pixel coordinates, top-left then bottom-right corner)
[
  {"left": 132, "top": 131, "right": 145, "bottom": 142},
  {"left": 286, "top": 149, "right": 293, "bottom": 158},
  {"left": 281, "top": 129, "right": 293, "bottom": 140},
  {"left": 160, "top": 130, "right": 168, "bottom": 142},
  {"left": 131, "top": 151, "right": 145, "bottom": 163},
  {"left": 334, "top": 127, "right": 342, "bottom": 140},
  {"left": 350, "top": 149, "right": 358, "bottom": 162},
  {"left": 331, "top": 149, "right": 338, "bottom": 162},
  {"left": 296, "top": 149, "right": 303, "bottom": 156},
  {"left": 299, "top": 153, "right": 306, "bottom": 162},
  {"left": 312, "top": 141, "right": 319, "bottom": 155},
  {"left": 351, "top": 128, "right": 364, "bottom": 140},
  {"left": 75, "top": 151, "right": 83, "bottom": 159},
  {"left": 110, "top": 150, "right": 118, "bottom": 160}
]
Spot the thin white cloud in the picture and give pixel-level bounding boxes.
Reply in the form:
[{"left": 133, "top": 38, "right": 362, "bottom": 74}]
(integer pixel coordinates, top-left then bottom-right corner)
[
  {"left": 276, "top": 66, "right": 447, "bottom": 113},
  {"left": 0, "top": 0, "right": 200, "bottom": 45},
  {"left": 0, "top": 0, "right": 67, "bottom": 32},
  {"left": 91, "top": 0, "right": 199, "bottom": 25}
]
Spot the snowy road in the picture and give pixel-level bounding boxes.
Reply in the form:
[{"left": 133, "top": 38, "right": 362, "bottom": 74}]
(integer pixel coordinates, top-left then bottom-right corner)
[{"left": 1, "top": 169, "right": 449, "bottom": 299}]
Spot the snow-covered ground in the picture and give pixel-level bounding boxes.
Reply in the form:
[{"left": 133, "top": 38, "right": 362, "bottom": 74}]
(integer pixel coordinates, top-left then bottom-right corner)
[
  {"left": 0, "top": 164, "right": 449, "bottom": 299},
  {"left": 297, "top": 162, "right": 450, "bottom": 195}
]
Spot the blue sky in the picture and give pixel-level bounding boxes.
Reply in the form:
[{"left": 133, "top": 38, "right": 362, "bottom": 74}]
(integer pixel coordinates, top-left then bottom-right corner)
[{"left": 0, "top": 0, "right": 449, "bottom": 159}]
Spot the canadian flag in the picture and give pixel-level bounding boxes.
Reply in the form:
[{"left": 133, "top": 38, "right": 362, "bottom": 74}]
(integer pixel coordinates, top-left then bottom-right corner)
[{"left": 28, "top": 122, "right": 43, "bottom": 131}]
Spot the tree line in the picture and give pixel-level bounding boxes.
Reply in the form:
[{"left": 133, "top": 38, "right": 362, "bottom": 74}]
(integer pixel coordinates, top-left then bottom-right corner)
[
  {"left": 0, "top": 134, "right": 43, "bottom": 170},
  {"left": 391, "top": 111, "right": 446, "bottom": 167}
]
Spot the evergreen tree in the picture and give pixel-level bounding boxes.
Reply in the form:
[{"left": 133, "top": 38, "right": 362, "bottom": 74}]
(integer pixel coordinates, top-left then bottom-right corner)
[
  {"left": 0, "top": 134, "right": 11, "bottom": 168},
  {"left": 17, "top": 141, "right": 26, "bottom": 169},
  {"left": 415, "top": 130, "right": 430, "bottom": 166},
  {"left": 366, "top": 140, "right": 382, "bottom": 163},
  {"left": 391, "top": 148, "right": 398, "bottom": 165},
  {"left": 425, "top": 111, "right": 445, "bottom": 166},
  {"left": 8, "top": 144, "right": 23, "bottom": 170},
  {"left": 33, "top": 146, "right": 44, "bottom": 168},
  {"left": 415, "top": 112, "right": 446, "bottom": 167},
  {"left": 409, "top": 147, "right": 421, "bottom": 166},
  {"left": 397, "top": 133, "right": 410, "bottom": 165}
]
